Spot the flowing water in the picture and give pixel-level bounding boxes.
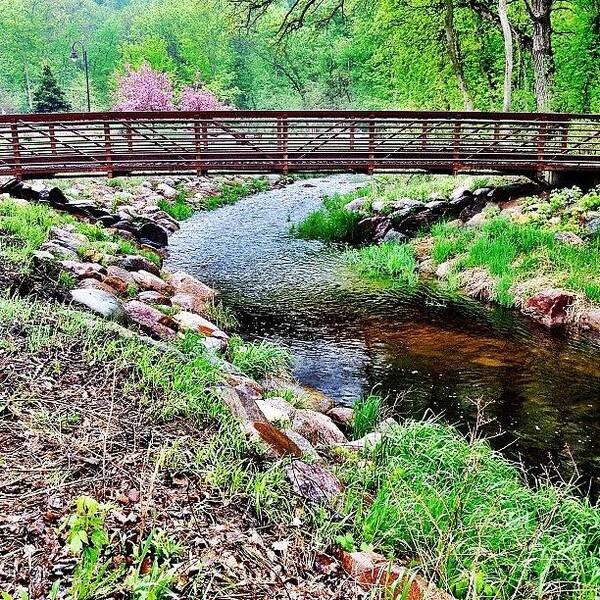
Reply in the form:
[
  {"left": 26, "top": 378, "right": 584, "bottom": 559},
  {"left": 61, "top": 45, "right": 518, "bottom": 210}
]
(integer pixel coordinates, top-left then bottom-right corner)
[{"left": 167, "top": 175, "right": 600, "bottom": 496}]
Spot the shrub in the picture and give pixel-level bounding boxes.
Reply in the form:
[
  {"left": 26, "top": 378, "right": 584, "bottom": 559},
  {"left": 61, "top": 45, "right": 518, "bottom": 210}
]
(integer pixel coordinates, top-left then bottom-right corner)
[{"left": 347, "top": 241, "right": 418, "bottom": 284}]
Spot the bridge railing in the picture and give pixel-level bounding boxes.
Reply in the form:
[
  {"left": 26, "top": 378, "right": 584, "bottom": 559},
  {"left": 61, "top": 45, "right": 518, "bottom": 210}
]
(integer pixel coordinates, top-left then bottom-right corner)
[{"left": 0, "top": 111, "right": 599, "bottom": 179}]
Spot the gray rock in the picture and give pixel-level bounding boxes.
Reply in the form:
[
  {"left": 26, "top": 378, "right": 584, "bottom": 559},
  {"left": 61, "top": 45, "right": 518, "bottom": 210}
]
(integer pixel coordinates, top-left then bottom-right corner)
[
  {"left": 117, "top": 255, "right": 161, "bottom": 276},
  {"left": 382, "top": 229, "right": 409, "bottom": 244},
  {"left": 392, "top": 198, "right": 422, "bottom": 211},
  {"left": 585, "top": 217, "right": 600, "bottom": 235},
  {"left": 70, "top": 288, "right": 123, "bottom": 321},
  {"left": 554, "top": 231, "right": 584, "bottom": 245},
  {"left": 157, "top": 183, "right": 177, "bottom": 199},
  {"left": 39, "top": 242, "right": 78, "bottom": 261},
  {"left": 451, "top": 186, "right": 472, "bottom": 200},
  {"left": 291, "top": 409, "right": 347, "bottom": 446},
  {"left": 344, "top": 197, "right": 369, "bottom": 213}
]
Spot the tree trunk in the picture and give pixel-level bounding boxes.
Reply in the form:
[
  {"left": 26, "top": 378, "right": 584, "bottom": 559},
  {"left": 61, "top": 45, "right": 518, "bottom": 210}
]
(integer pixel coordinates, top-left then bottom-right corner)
[
  {"left": 23, "top": 62, "right": 33, "bottom": 111},
  {"left": 498, "top": 0, "right": 513, "bottom": 111},
  {"left": 530, "top": 0, "right": 554, "bottom": 111},
  {"left": 444, "top": 0, "right": 474, "bottom": 110}
]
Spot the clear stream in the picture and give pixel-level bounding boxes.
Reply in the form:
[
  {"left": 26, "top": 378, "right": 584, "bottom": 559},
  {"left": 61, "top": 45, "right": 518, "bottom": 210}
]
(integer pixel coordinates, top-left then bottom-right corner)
[{"left": 167, "top": 175, "right": 600, "bottom": 496}]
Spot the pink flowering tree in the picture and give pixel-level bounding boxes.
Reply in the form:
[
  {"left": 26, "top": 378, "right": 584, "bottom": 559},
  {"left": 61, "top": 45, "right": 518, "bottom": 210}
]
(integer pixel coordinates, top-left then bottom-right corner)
[
  {"left": 113, "top": 63, "right": 175, "bottom": 111},
  {"left": 179, "top": 82, "right": 228, "bottom": 111}
]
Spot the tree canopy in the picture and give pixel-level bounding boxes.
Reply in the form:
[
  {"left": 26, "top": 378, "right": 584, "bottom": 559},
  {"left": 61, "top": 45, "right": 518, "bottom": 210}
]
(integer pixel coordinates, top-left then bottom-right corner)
[{"left": 0, "top": 0, "right": 598, "bottom": 113}]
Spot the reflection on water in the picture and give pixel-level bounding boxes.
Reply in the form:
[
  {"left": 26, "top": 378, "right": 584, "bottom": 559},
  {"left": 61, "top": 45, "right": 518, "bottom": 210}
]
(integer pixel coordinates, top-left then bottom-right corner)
[{"left": 167, "top": 176, "right": 600, "bottom": 496}]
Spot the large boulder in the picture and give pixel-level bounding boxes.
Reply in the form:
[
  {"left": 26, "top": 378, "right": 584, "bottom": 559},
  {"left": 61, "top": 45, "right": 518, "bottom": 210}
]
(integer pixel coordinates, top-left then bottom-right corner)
[
  {"left": 577, "top": 309, "right": 600, "bottom": 334},
  {"left": 123, "top": 300, "right": 177, "bottom": 339},
  {"left": 171, "top": 292, "right": 207, "bottom": 316},
  {"left": 39, "top": 242, "right": 78, "bottom": 261},
  {"left": 247, "top": 421, "right": 303, "bottom": 458},
  {"left": 59, "top": 261, "right": 106, "bottom": 280},
  {"left": 172, "top": 311, "right": 228, "bottom": 339},
  {"left": 344, "top": 197, "right": 369, "bottom": 213},
  {"left": 522, "top": 289, "right": 576, "bottom": 328},
  {"left": 291, "top": 409, "right": 347, "bottom": 446},
  {"left": 138, "top": 222, "right": 169, "bottom": 248},
  {"left": 49, "top": 227, "right": 88, "bottom": 252},
  {"left": 358, "top": 216, "right": 391, "bottom": 242},
  {"left": 458, "top": 268, "right": 496, "bottom": 302},
  {"left": 70, "top": 288, "right": 123, "bottom": 321},
  {"left": 104, "top": 265, "right": 135, "bottom": 294}
]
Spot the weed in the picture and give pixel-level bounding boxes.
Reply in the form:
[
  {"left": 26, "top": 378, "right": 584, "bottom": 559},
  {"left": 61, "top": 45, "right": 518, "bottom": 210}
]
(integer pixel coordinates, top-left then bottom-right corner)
[
  {"left": 347, "top": 241, "right": 418, "bottom": 284},
  {"left": 202, "top": 298, "right": 239, "bottom": 331},
  {"left": 226, "top": 335, "right": 292, "bottom": 380},
  {"left": 158, "top": 189, "right": 194, "bottom": 221},
  {"left": 293, "top": 193, "right": 364, "bottom": 243},
  {"left": 204, "top": 178, "right": 269, "bottom": 211},
  {"left": 351, "top": 394, "right": 382, "bottom": 439}
]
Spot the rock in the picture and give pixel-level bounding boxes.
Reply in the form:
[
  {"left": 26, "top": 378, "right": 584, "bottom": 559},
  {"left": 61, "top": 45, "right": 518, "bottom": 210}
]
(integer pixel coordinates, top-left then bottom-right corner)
[
  {"left": 578, "top": 309, "right": 600, "bottom": 333},
  {"left": 263, "top": 396, "right": 296, "bottom": 416},
  {"left": 448, "top": 195, "right": 473, "bottom": 210},
  {"left": 138, "top": 290, "right": 172, "bottom": 306},
  {"left": 246, "top": 421, "right": 303, "bottom": 458},
  {"left": 371, "top": 200, "right": 388, "bottom": 213},
  {"left": 554, "top": 231, "right": 584, "bottom": 245},
  {"left": 201, "top": 336, "right": 227, "bottom": 353},
  {"left": 138, "top": 222, "right": 169, "bottom": 248},
  {"left": 473, "top": 187, "right": 493, "bottom": 199},
  {"left": 131, "top": 270, "right": 173, "bottom": 295},
  {"left": 284, "top": 430, "right": 320, "bottom": 461},
  {"left": 585, "top": 216, "right": 600, "bottom": 235},
  {"left": 341, "top": 418, "right": 399, "bottom": 451},
  {"left": 117, "top": 255, "right": 161, "bottom": 276},
  {"left": 451, "top": 185, "right": 472, "bottom": 200},
  {"left": 167, "top": 270, "right": 216, "bottom": 301},
  {"left": 382, "top": 229, "right": 409, "bottom": 244},
  {"left": 465, "top": 211, "right": 487, "bottom": 227},
  {"left": 522, "top": 289, "right": 576, "bottom": 328},
  {"left": 458, "top": 268, "right": 496, "bottom": 302},
  {"left": 327, "top": 407, "right": 354, "bottom": 428},
  {"left": 104, "top": 265, "right": 135, "bottom": 294},
  {"left": 488, "top": 182, "right": 539, "bottom": 203},
  {"left": 60, "top": 261, "right": 105, "bottom": 280},
  {"left": 157, "top": 183, "right": 178, "bottom": 199},
  {"left": 98, "top": 215, "right": 119, "bottom": 228},
  {"left": 123, "top": 300, "right": 177, "bottom": 339},
  {"left": 172, "top": 311, "right": 228, "bottom": 339},
  {"left": 392, "top": 198, "right": 422, "bottom": 211},
  {"left": 78, "top": 278, "right": 121, "bottom": 296},
  {"left": 48, "top": 187, "right": 68, "bottom": 206},
  {"left": 344, "top": 197, "right": 369, "bottom": 213},
  {"left": 285, "top": 460, "right": 343, "bottom": 504},
  {"left": 257, "top": 399, "right": 291, "bottom": 425},
  {"left": 171, "top": 292, "right": 207, "bottom": 316},
  {"left": 417, "top": 258, "right": 436, "bottom": 275},
  {"left": 70, "top": 289, "right": 123, "bottom": 321},
  {"left": 435, "top": 259, "right": 458, "bottom": 280},
  {"left": 358, "top": 216, "right": 391, "bottom": 242},
  {"left": 219, "top": 385, "right": 266, "bottom": 423},
  {"left": 49, "top": 227, "right": 88, "bottom": 252},
  {"left": 39, "top": 242, "right": 78, "bottom": 261},
  {"left": 291, "top": 409, "right": 347, "bottom": 446}
]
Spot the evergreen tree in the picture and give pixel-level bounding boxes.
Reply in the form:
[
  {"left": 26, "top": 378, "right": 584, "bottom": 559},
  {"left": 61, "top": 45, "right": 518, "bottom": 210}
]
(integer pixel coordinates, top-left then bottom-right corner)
[{"left": 33, "top": 65, "right": 71, "bottom": 113}]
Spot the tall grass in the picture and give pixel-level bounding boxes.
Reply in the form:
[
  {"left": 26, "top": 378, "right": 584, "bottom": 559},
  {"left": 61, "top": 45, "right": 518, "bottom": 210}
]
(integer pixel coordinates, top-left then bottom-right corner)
[
  {"left": 347, "top": 241, "right": 418, "bottom": 284},
  {"left": 293, "top": 193, "right": 364, "bottom": 243},
  {"left": 226, "top": 335, "right": 292, "bottom": 380},
  {"left": 204, "top": 178, "right": 269, "bottom": 211},
  {"left": 351, "top": 394, "right": 382, "bottom": 439},
  {"left": 158, "top": 190, "right": 194, "bottom": 221},
  {"left": 338, "top": 420, "right": 600, "bottom": 599},
  {"left": 430, "top": 217, "right": 600, "bottom": 305}
]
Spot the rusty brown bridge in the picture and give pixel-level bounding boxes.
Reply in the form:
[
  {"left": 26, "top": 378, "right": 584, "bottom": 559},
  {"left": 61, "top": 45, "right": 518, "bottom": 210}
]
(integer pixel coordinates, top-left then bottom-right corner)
[{"left": 2, "top": 110, "right": 600, "bottom": 181}]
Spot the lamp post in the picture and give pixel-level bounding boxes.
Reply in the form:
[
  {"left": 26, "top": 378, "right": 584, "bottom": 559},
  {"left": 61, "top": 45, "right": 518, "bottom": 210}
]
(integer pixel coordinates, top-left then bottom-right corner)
[{"left": 70, "top": 41, "right": 91, "bottom": 112}]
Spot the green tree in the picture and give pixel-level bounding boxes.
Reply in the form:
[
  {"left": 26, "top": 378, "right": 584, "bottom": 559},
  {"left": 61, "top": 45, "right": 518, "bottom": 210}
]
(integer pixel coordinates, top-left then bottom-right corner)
[{"left": 33, "top": 65, "right": 71, "bottom": 112}]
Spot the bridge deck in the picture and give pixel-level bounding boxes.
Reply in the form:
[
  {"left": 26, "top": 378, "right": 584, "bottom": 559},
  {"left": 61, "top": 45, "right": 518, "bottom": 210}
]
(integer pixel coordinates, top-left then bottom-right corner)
[{"left": 1, "top": 110, "right": 600, "bottom": 180}]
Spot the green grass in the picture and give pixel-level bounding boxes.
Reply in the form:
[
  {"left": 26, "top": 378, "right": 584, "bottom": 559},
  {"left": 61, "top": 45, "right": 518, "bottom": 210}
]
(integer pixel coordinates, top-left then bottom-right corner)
[
  {"left": 204, "top": 178, "right": 270, "bottom": 211},
  {"left": 351, "top": 394, "right": 382, "bottom": 439},
  {"left": 337, "top": 420, "right": 600, "bottom": 599},
  {"left": 293, "top": 192, "right": 364, "bottom": 243},
  {"left": 347, "top": 241, "right": 418, "bottom": 285},
  {"left": 226, "top": 335, "right": 292, "bottom": 380},
  {"left": 430, "top": 217, "right": 600, "bottom": 306},
  {"left": 157, "top": 190, "right": 194, "bottom": 221},
  {"left": 0, "top": 199, "right": 66, "bottom": 264}
]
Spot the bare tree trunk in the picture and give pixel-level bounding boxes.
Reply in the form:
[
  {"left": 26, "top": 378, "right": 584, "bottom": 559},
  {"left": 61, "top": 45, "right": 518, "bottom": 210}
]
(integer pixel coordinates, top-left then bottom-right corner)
[
  {"left": 498, "top": 0, "right": 513, "bottom": 111},
  {"left": 23, "top": 61, "right": 33, "bottom": 111},
  {"left": 444, "top": 0, "right": 474, "bottom": 110},
  {"left": 529, "top": 0, "right": 554, "bottom": 111}
]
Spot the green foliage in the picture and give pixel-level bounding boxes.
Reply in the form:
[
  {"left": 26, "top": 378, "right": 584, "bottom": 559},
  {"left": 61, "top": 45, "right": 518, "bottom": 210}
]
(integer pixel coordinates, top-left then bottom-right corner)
[
  {"left": 202, "top": 298, "right": 239, "bottom": 331},
  {"left": 33, "top": 65, "right": 70, "bottom": 113},
  {"left": 347, "top": 241, "right": 418, "bottom": 284},
  {"left": 157, "top": 190, "right": 194, "bottom": 221},
  {"left": 293, "top": 193, "right": 363, "bottom": 243},
  {"left": 351, "top": 394, "right": 382, "bottom": 440},
  {"left": 226, "top": 335, "right": 292, "bottom": 380},
  {"left": 337, "top": 420, "right": 600, "bottom": 599}
]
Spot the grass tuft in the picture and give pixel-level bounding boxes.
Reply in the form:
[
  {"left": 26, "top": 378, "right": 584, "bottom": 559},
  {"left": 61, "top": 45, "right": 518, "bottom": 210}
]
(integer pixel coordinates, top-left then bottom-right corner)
[
  {"left": 351, "top": 394, "right": 382, "bottom": 439},
  {"left": 226, "top": 335, "right": 292, "bottom": 380}
]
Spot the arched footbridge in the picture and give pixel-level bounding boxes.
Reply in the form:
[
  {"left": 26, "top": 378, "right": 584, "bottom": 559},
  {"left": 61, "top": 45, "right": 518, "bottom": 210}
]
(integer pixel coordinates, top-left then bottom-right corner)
[{"left": 2, "top": 110, "right": 600, "bottom": 180}]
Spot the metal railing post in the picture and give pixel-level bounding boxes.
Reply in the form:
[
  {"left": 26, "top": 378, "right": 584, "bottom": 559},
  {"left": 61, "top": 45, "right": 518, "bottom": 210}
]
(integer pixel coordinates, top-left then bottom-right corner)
[
  {"left": 368, "top": 115, "right": 375, "bottom": 174},
  {"left": 10, "top": 123, "right": 22, "bottom": 179},
  {"left": 49, "top": 123, "right": 57, "bottom": 155},
  {"left": 194, "top": 119, "right": 203, "bottom": 176},
  {"left": 104, "top": 122, "right": 113, "bottom": 177},
  {"left": 452, "top": 121, "right": 461, "bottom": 175},
  {"left": 537, "top": 121, "right": 547, "bottom": 176}
]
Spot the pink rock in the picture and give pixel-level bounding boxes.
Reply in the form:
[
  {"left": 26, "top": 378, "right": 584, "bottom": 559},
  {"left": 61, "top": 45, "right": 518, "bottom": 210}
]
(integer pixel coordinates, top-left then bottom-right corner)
[
  {"left": 131, "top": 270, "right": 173, "bottom": 295},
  {"left": 168, "top": 270, "right": 216, "bottom": 301},
  {"left": 137, "top": 290, "right": 172, "bottom": 306},
  {"left": 327, "top": 407, "right": 354, "bottom": 427},
  {"left": 291, "top": 409, "right": 347, "bottom": 446},
  {"left": 123, "top": 300, "right": 177, "bottom": 339},
  {"left": 172, "top": 311, "right": 228, "bottom": 339},
  {"left": 60, "top": 261, "right": 105, "bottom": 280},
  {"left": 522, "top": 289, "right": 576, "bottom": 328},
  {"left": 171, "top": 292, "right": 207, "bottom": 316},
  {"left": 248, "top": 422, "right": 303, "bottom": 458},
  {"left": 78, "top": 278, "right": 119, "bottom": 297}
]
